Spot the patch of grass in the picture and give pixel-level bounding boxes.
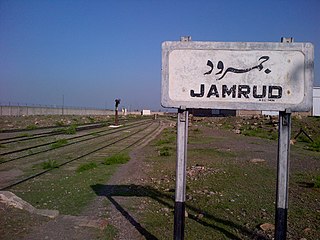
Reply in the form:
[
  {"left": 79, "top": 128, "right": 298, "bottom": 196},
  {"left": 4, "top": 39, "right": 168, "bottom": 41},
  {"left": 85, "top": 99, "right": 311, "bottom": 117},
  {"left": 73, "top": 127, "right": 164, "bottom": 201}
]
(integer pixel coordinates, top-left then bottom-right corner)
[
  {"left": 55, "top": 121, "right": 65, "bottom": 127},
  {"left": 54, "top": 125, "right": 77, "bottom": 135},
  {"left": 101, "top": 224, "right": 119, "bottom": 239},
  {"left": 155, "top": 132, "right": 175, "bottom": 146},
  {"left": 103, "top": 153, "right": 130, "bottom": 165},
  {"left": 76, "top": 162, "right": 98, "bottom": 173},
  {"left": 142, "top": 150, "right": 276, "bottom": 239},
  {"left": 159, "top": 146, "right": 172, "bottom": 156},
  {"left": 72, "top": 117, "right": 79, "bottom": 122},
  {"left": 155, "top": 138, "right": 172, "bottom": 146},
  {"left": 51, "top": 139, "right": 68, "bottom": 149},
  {"left": 87, "top": 116, "right": 95, "bottom": 123},
  {"left": 314, "top": 176, "right": 320, "bottom": 188},
  {"left": 63, "top": 124, "right": 77, "bottom": 134},
  {"left": 18, "top": 133, "right": 30, "bottom": 138},
  {"left": 13, "top": 163, "right": 117, "bottom": 215},
  {"left": 189, "top": 147, "right": 236, "bottom": 159},
  {"left": 307, "top": 139, "right": 320, "bottom": 152},
  {"left": 296, "top": 134, "right": 312, "bottom": 143},
  {"left": 192, "top": 128, "right": 202, "bottom": 133},
  {"left": 42, "top": 160, "right": 59, "bottom": 169},
  {"left": 241, "top": 127, "right": 277, "bottom": 140},
  {"left": 26, "top": 124, "right": 37, "bottom": 130}
]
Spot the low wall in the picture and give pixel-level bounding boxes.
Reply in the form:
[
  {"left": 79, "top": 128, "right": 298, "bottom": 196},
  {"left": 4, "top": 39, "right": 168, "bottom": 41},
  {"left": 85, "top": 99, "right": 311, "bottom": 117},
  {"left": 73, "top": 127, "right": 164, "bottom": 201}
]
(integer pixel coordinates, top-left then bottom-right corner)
[{"left": 0, "top": 105, "right": 114, "bottom": 116}]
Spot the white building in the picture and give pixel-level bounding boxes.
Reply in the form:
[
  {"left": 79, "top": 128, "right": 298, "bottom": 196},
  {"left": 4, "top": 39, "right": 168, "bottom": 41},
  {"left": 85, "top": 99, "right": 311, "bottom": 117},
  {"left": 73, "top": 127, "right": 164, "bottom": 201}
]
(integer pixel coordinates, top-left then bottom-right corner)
[
  {"left": 141, "top": 110, "right": 151, "bottom": 116},
  {"left": 313, "top": 87, "right": 320, "bottom": 116}
]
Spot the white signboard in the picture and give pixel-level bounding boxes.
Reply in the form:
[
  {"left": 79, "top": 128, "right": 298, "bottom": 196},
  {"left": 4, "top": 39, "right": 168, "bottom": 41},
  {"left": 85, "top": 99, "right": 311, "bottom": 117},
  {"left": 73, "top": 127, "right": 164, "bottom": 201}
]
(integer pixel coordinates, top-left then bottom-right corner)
[{"left": 161, "top": 41, "right": 314, "bottom": 111}]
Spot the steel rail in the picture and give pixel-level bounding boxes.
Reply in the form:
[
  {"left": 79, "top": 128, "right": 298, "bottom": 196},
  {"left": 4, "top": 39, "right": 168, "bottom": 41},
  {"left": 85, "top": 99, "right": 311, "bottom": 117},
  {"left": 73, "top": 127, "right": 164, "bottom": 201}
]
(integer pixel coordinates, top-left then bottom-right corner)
[
  {"left": 0, "top": 119, "right": 152, "bottom": 164},
  {"left": 0, "top": 120, "right": 159, "bottom": 191},
  {"left": 0, "top": 119, "right": 151, "bottom": 157},
  {"left": 0, "top": 122, "right": 108, "bottom": 144},
  {"left": 0, "top": 118, "right": 144, "bottom": 144},
  {"left": 0, "top": 121, "right": 106, "bottom": 133}
]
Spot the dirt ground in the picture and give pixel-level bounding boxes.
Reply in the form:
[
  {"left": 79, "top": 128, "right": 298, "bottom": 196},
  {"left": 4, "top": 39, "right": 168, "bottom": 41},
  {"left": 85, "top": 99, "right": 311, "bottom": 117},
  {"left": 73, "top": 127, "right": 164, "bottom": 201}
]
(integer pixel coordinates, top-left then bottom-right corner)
[
  {"left": 1, "top": 115, "right": 319, "bottom": 239},
  {"left": 0, "top": 116, "right": 167, "bottom": 240}
]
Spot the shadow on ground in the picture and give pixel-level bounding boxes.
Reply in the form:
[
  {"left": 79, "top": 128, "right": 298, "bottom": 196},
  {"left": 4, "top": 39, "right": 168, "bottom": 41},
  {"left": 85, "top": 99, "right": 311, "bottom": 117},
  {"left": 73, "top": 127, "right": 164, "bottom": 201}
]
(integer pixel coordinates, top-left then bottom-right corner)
[{"left": 91, "top": 184, "right": 270, "bottom": 240}]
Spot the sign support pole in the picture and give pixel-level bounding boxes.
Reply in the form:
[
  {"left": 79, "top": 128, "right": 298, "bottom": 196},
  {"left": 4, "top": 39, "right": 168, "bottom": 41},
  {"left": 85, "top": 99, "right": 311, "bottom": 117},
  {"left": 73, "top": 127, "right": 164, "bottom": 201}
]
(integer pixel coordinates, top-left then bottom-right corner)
[
  {"left": 275, "top": 37, "right": 293, "bottom": 240},
  {"left": 174, "top": 107, "right": 188, "bottom": 240},
  {"left": 275, "top": 109, "right": 291, "bottom": 239}
]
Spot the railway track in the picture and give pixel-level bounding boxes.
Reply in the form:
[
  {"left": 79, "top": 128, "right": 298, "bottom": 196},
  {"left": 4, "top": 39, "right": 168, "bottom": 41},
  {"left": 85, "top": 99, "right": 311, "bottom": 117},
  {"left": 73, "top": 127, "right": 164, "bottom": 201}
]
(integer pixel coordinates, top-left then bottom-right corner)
[
  {"left": 0, "top": 119, "right": 138, "bottom": 143},
  {"left": 0, "top": 119, "right": 164, "bottom": 190},
  {"left": 0, "top": 119, "right": 151, "bottom": 163}
]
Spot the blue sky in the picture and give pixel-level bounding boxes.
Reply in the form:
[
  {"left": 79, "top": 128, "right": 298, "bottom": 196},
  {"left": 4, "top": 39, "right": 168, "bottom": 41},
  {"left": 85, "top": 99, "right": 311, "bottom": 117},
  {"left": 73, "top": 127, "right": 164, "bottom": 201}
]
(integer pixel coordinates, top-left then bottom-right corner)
[{"left": 0, "top": 0, "right": 319, "bottom": 111}]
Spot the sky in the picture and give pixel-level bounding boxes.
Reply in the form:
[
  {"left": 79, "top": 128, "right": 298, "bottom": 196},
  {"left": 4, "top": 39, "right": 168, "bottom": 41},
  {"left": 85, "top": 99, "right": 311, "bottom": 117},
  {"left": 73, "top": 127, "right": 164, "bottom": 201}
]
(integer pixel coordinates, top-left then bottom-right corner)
[{"left": 0, "top": 0, "right": 319, "bottom": 111}]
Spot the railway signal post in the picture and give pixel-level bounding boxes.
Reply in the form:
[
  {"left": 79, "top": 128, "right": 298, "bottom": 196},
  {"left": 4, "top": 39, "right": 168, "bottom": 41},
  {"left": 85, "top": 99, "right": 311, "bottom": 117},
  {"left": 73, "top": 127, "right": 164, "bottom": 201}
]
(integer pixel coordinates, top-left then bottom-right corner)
[{"left": 115, "top": 99, "right": 121, "bottom": 126}]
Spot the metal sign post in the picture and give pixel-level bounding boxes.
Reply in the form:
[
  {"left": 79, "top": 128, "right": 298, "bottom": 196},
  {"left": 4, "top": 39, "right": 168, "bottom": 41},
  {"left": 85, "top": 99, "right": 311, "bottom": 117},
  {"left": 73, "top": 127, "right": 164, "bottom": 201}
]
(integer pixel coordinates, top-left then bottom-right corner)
[
  {"left": 275, "top": 37, "right": 293, "bottom": 240},
  {"left": 173, "top": 37, "right": 191, "bottom": 240},
  {"left": 174, "top": 108, "right": 188, "bottom": 240},
  {"left": 276, "top": 109, "right": 291, "bottom": 239}
]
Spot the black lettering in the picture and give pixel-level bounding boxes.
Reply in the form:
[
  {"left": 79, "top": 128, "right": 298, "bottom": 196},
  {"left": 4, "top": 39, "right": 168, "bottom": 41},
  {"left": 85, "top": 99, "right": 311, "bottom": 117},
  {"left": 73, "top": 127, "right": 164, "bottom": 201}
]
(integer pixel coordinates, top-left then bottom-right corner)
[
  {"left": 190, "top": 84, "right": 204, "bottom": 97},
  {"left": 253, "top": 85, "right": 267, "bottom": 98},
  {"left": 238, "top": 85, "right": 250, "bottom": 98},
  {"left": 268, "top": 86, "right": 282, "bottom": 99},
  {"left": 222, "top": 85, "right": 236, "bottom": 98},
  {"left": 207, "top": 85, "right": 219, "bottom": 98}
]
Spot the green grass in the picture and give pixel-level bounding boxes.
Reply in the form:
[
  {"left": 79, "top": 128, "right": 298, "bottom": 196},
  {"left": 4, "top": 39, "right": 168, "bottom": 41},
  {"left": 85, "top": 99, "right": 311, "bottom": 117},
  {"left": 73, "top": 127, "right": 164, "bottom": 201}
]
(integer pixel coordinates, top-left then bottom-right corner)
[
  {"left": 87, "top": 116, "right": 95, "bottom": 123},
  {"left": 241, "top": 127, "right": 277, "bottom": 140},
  {"left": 18, "top": 133, "right": 30, "bottom": 138},
  {"left": 13, "top": 162, "right": 117, "bottom": 215},
  {"left": 51, "top": 139, "right": 68, "bottom": 149},
  {"left": 55, "top": 121, "right": 65, "bottom": 127},
  {"left": 76, "top": 162, "right": 98, "bottom": 173},
  {"left": 192, "top": 128, "right": 202, "bottom": 133},
  {"left": 189, "top": 147, "right": 236, "bottom": 159},
  {"left": 307, "top": 139, "right": 320, "bottom": 152},
  {"left": 63, "top": 124, "right": 77, "bottom": 134},
  {"left": 103, "top": 153, "right": 130, "bottom": 165},
  {"left": 155, "top": 138, "right": 172, "bottom": 146},
  {"left": 314, "top": 176, "right": 320, "bottom": 188},
  {"left": 141, "top": 150, "right": 276, "bottom": 239},
  {"left": 26, "top": 124, "right": 37, "bottom": 130},
  {"left": 42, "top": 160, "right": 59, "bottom": 169},
  {"left": 137, "top": 124, "right": 320, "bottom": 239},
  {"left": 159, "top": 146, "right": 172, "bottom": 156}
]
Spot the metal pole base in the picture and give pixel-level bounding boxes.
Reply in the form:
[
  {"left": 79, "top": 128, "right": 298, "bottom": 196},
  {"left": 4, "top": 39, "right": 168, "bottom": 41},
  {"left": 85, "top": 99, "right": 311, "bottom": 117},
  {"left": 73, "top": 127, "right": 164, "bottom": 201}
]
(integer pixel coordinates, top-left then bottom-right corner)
[
  {"left": 174, "top": 201, "right": 185, "bottom": 240},
  {"left": 275, "top": 208, "right": 288, "bottom": 239}
]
